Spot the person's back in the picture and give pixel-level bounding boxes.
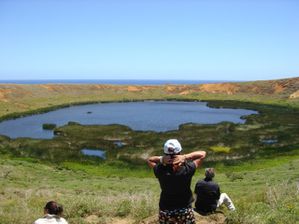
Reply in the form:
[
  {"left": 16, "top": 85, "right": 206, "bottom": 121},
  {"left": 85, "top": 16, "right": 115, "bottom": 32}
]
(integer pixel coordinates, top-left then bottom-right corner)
[
  {"left": 194, "top": 168, "right": 235, "bottom": 215},
  {"left": 194, "top": 177, "right": 220, "bottom": 214},
  {"left": 154, "top": 160, "right": 196, "bottom": 210},
  {"left": 34, "top": 214, "right": 68, "bottom": 224}
]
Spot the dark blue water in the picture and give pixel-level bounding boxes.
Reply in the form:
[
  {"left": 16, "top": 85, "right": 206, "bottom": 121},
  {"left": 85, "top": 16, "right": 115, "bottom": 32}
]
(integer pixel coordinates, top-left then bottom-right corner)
[
  {"left": 0, "top": 79, "right": 233, "bottom": 85},
  {"left": 0, "top": 101, "right": 257, "bottom": 139}
]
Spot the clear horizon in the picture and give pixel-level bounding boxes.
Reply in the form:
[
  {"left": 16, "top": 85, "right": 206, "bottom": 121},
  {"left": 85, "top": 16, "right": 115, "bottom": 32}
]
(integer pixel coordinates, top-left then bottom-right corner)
[
  {"left": 0, "top": 0, "right": 298, "bottom": 81},
  {"left": 0, "top": 77, "right": 297, "bottom": 81}
]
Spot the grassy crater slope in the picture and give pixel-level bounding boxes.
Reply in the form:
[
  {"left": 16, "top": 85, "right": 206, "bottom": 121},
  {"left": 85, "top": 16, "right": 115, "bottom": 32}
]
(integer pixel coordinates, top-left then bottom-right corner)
[
  {"left": 0, "top": 155, "right": 298, "bottom": 224},
  {"left": 0, "top": 77, "right": 299, "bottom": 223}
]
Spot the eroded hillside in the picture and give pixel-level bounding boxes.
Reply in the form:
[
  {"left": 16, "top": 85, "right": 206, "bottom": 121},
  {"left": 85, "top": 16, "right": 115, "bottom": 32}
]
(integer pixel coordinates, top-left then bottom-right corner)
[{"left": 0, "top": 77, "right": 298, "bottom": 119}]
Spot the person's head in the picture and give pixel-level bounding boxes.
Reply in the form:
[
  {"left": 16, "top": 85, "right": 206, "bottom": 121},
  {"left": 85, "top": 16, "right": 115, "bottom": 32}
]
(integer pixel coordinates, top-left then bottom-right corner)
[
  {"left": 205, "top": 168, "right": 215, "bottom": 180},
  {"left": 44, "top": 201, "right": 63, "bottom": 216},
  {"left": 163, "top": 139, "right": 182, "bottom": 158}
]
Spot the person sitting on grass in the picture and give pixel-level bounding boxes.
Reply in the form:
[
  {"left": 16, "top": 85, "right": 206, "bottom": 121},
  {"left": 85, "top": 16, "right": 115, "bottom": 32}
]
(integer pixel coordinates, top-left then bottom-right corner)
[
  {"left": 147, "top": 139, "right": 206, "bottom": 224},
  {"left": 33, "top": 201, "right": 68, "bottom": 224},
  {"left": 194, "top": 168, "right": 235, "bottom": 215}
]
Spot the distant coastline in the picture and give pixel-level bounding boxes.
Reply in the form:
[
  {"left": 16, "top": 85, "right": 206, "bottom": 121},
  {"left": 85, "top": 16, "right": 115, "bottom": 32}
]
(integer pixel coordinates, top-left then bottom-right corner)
[{"left": 0, "top": 79, "right": 235, "bottom": 85}]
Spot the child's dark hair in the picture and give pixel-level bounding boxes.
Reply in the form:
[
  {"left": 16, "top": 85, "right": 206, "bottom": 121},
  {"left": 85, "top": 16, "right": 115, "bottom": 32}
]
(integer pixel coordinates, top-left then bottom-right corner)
[{"left": 44, "top": 201, "right": 63, "bottom": 215}]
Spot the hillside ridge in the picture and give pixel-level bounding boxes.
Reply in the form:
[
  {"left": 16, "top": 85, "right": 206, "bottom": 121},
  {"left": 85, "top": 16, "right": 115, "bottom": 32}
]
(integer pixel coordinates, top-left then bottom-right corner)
[
  {"left": 0, "top": 77, "right": 298, "bottom": 119},
  {"left": 1, "top": 77, "right": 298, "bottom": 99}
]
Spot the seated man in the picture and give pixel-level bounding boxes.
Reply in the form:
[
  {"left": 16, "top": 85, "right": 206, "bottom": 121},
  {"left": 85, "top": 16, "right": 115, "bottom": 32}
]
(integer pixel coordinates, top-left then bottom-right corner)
[{"left": 194, "top": 168, "right": 235, "bottom": 215}]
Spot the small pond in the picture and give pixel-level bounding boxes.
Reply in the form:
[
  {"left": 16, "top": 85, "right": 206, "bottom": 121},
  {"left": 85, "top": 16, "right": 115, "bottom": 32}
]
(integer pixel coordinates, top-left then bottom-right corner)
[
  {"left": 260, "top": 139, "right": 278, "bottom": 144},
  {"left": 0, "top": 101, "right": 258, "bottom": 139},
  {"left": 81, "top": 149, "right": 106, "bottom": 159}
]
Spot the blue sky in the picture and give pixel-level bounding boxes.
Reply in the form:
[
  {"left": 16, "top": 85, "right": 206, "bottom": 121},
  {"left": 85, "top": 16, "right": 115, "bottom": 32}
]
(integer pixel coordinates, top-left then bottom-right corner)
[{"left": 0, "top": 0, "right": 298, "bottom": 81}]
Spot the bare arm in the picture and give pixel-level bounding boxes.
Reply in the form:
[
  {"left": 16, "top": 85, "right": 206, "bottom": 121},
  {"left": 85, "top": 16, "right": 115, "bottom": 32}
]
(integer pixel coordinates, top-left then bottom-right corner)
[
  {"left": 147, "top": 155, "right": 173, "bottom": 168},
  {"left": 173, "top": 151, "right": 206, "bottom": 168},
  {"left": 147, "top": 156, "right": 162, "bottom": 168},
  {"left": 147, "top": 151, "right": 206, "bottom": 168}
]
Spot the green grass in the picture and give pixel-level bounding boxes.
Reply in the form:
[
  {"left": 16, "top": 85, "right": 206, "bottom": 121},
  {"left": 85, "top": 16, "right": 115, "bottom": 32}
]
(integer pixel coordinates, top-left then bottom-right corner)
[
  {"left": 61, "top": 161, "right": 151, "bottom": 178},
  {"left": 0, "top": 157, "right": 160, "bottom": 224},
  {"left": 0, "top": 155, "right": 298, "bottom": 224}
]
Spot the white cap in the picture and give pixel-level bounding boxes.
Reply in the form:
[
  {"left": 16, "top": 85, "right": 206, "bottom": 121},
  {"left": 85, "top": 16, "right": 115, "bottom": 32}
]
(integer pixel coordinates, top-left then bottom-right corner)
[{"left": 163, "top": 139, "right": 182, "bottom": 154}]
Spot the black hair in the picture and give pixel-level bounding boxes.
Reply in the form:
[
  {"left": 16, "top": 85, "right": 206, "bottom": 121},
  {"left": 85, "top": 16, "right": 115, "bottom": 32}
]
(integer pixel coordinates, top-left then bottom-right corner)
[{"left": 44, "top": 201, "right": 63, "bottom": 215}]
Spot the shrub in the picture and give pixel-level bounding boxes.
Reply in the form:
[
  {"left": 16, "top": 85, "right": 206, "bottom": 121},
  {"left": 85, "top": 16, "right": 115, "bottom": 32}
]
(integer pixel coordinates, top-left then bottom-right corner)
[
  {"left": 210, "top": 145, "right": 231, "bottom": 153},
  {"left": 42, "top": 123, "right": 56, "bottom": 130}
]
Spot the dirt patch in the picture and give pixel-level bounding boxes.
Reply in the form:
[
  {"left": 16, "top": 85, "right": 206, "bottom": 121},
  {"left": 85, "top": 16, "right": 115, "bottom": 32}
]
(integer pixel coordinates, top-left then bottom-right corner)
[
  {"left": 127, "top": 86, "right": 156, "bottom": 92},
  {"left": 127, "top": 86, "right": 142, "bottom": 92},
  {"left": 84, "top": 215, "right": 134, "bottom": 224},
  {"left": 165, "top": 86, "right": 177, "bottom": 93},
  {"left": 199, "top": 83, "right": 240, "bottom": 95},
  {"left": 140, "top": 212, "right": 226, "bottom": 224},
  {"left": 111, "top": 217, "right": 135, "bottom": 224},
  {"left": 179, "top": 90, "right": 192, "bottom": 95},
  {"left": 290, "top": 90, "right": 299, "bottom": 99},
  {"left": 273, "top": 83, "right": 285, "bottom": 94},
  {"left": 84, "top": 215, "right": 100, "bottom": 223}
]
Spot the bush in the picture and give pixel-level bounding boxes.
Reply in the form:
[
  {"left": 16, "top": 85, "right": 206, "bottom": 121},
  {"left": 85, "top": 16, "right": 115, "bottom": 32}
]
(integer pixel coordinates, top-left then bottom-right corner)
[{"left": 42, "top": 123, "right": 56, "bottom": 130}]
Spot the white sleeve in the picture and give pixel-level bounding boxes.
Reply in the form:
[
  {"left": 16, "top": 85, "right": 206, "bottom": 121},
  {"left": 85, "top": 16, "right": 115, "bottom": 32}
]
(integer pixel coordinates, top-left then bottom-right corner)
[
  {"left": 33, "top": 219, "right": 41, "bottom": 224},
  {"left": 61, "top": 218, "right": 68, "bottom": 224}
]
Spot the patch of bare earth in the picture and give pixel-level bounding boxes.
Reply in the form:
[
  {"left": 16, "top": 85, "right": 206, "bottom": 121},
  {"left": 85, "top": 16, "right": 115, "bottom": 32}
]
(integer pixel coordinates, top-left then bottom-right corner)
[
  {"left": 289, "top": 90, "right": 299, "bottom": 99},
  {"left": 273, "top": 83, "right": 285, "bottom": 94},
  {"left": 127, "top": 86, "right": 141, "bottom": 92},
  {"left": 127, "top": 86, "right": 157, "bottom": 92},
  {"left": 199, "top": 83, "right": 240, "bottom": 95},
  {"left": 84, "top": 212, "right": 226, "bottom": 224},
  {"left": 84, "top": 215, "right": 134, "bottom": 224},
  {"left": 140, "top": 212, "right": 226, "bottom": 224},
  {"left": 179, "top": 90, "right": 192, "bottom": 95}
]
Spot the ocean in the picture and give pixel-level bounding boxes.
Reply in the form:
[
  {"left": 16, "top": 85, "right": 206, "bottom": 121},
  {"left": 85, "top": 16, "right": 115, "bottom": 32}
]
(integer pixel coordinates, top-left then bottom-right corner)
[{"left": 0, "top": 79, "right": 232, "bottom": 85}]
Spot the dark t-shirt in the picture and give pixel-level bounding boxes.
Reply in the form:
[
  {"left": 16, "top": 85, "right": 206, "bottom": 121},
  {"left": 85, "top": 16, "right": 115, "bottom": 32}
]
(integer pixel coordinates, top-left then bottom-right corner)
[
  {"left": 194, "top": 178, "right": 220, "bottom": 213},
  {"left": 154, "top": 161, "right": 196, "bottom": 210}
]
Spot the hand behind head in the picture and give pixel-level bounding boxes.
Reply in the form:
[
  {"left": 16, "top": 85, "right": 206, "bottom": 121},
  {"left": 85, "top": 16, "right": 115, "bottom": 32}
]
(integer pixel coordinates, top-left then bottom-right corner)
[
  {"left": 172, "top": 155, "right": 185, "bottom": 166},
  {"left": 163, "top": 155, "right": 174, "bottom": 165}
]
